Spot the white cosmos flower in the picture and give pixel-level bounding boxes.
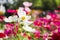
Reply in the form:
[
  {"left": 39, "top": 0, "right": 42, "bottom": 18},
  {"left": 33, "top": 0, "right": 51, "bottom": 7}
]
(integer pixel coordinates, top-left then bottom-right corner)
[
  {"left": 17, "top": 7, "right": 26, "bottom": 18},
  {"left": 0, "top": 4, "right": 6, "bottom": 14},
  {"left": 22, "top": 25, "right": 36, "bottom": 32},
  {"left": 17, "top": 7, "right": 33, "bottom": 26},
  {"left": 18, "top": 7, "right": 31, "bottom": 20},
  {"left": 4, "top": 15, "right": 18, "bottom": 22}
]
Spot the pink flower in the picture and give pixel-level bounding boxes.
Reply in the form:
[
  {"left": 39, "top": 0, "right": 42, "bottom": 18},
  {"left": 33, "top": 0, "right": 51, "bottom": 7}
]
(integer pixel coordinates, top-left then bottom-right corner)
[
  {"left": 24, "top": 7, "right": 31, "bottom": 14},
  {"left": 4, "top": 23, "right": 14, "bottom": 30},
  {"left": 23, "top": 2, "right": 32, "bottom": 7},
  {"left": 44, "top": 24, "right": 51, "bottom": 30},
  {"left": 0, "top": 16, "right": 5, "bottom": 22},
  {"left": 4, "top": 23, "right": 14, "bottom": 36},
  {"left": 43, "top": 33, "right": 49, "bottom": 40},
  {"left": 7, "top": 9, "right": 17, "bottom": 14},
  {"left": 55, "top": 10, "right": 60, "bottom": 13},
  {"left": 34, "top": 30, "right": 40, "bottom": 38},
  {"left": 58, "top": 27, "right": 60, "bottom": 33},
  {"left": 50, "top": 14, "right": 57, "bottom": 19},
  {"left": 52, "top": 18, "right": 60, "bottom": 26},
  {"left": 34, "top": 20, "right": 42, "bottom": 27}
]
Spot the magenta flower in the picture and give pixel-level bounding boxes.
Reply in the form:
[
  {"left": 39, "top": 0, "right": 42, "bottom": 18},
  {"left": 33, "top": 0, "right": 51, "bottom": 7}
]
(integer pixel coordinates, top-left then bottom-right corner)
[
  {"left": 50, "top": 14, "right": 57, "bottom": 19},
  {"left": 4, "top": 23, "right": 14, "bottom": 36},
  {"left": 52, "top": 18, "right": 60, "bottom": 26},
  {"left": 58, "top": 27, "right": 60, "bottom": 33},
  {"left": 34, "top": 30, "right": 40, "bottom": 38},
  {"left": 4, "top": 29, "right": 13, "bottom": 36},
  {"left": 34, "top": 20, "right": 42, "bottom": 27},
  {"left": 44, "top": 24, "right": 51, "bottom": 30},
  {"left": 4, "top": 23, "right": 19, "bottom": 36},
  {"left": 7, "top": 9, "right": 17, "bottom": 14}
]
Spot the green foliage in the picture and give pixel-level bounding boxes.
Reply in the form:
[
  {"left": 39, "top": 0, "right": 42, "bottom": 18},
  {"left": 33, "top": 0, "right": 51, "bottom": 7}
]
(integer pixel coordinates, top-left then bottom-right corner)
[
  {"left": 55, "top": 0, "right": 60, "bottom": 7},
  {"left": 33, "top": 0, "right": 43, "bottom": 8},
  {"left": 5, "top": 0, "right": 60, "bottom": 10}
]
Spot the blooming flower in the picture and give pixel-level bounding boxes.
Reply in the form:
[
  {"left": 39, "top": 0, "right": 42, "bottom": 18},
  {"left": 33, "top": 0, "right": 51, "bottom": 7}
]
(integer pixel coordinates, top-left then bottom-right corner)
[
  {"left": 4, "top": 23, "right": 18, "bottom": 36},
  {"left": 34, "top": 30, "right": 40, "bottom": 38},
  {"left": 7, "top": 9, "right": 17, "bottom": 14},
  {"left": 43, "top": 33, "right": 49, "bottom": 40},
  {"left": 24, "top": 7, "right": 31, "bottom": 14},
  {"left": 17, "top": 7, "right": 32, "bottom": 26},
  {"left": 23, "top": 2, "right": 32, "bottom": 7},
  {"left": 52, "top": 32, "right": 60, "bottom": 40},
  {"left": 34, "top": 20, "right": 42, "bottom": 27},
  {"left": 0, "top": 4, "right": 5, "bottom": 15},
  {"left": 58, "top": 27, "right": 60, "bottom": 33},
  {"left": 0, "top": 16, "right": 5, "bottom": 22},
  {"left": 23, "top": 2, "right": 32, "bottom": 14},
  {"left": 4, "top": 15, "right": 18, "bottom": 22},
  {"left": 0, "top": 30, "right": 5, "bottom": 38}
]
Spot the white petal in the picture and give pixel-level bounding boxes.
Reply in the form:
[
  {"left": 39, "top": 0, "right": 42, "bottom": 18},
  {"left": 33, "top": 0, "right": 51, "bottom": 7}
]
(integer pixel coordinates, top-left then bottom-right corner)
[
  {"left": 24, "top": 21, "right": 33, "bottom": 25},
  {"left": 12, "top": 15, "right": 18, "bottom": 22},
  {"left": 0, "top": 4, "right": 6, "bottom": 13},
  {"left": 22, "top": 25, "right": 36, "bottom": 32},
  {"left": 4, "top": 18, "right": 12, "bottom": 22},
  {"left": 17, "top": 7, "right": 26, "bottom": 18},
  {"left": 25, "top": 16, "right": 31, "bottom": 20}
]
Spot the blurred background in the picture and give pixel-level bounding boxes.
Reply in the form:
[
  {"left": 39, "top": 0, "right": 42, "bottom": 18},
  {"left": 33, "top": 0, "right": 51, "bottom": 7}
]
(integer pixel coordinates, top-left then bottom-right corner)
[
  {"left": 2, "top": 0, "right": 60, "bottom": 10},
  {"left": 0, "top": 0, "right": 60, "bottom": 17}
]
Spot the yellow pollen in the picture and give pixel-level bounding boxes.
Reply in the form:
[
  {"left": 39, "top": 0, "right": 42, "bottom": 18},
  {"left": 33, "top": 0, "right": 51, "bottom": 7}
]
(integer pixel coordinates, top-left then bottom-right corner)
[{"left": 22, "top": 16, "right": 25, "bottom": 20}]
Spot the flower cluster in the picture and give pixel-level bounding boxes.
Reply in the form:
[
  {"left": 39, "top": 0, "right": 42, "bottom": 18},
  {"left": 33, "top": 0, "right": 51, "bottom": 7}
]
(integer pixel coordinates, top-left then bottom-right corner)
[{"left": 0, "top": 1, "right": 60, "bottom": 40}]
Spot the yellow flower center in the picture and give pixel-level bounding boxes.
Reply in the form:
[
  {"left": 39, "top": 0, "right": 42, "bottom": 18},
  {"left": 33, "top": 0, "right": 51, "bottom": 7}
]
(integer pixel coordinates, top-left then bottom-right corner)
[
  {"left": 22, "top": 16, "right": 25, "bottom": 20},
  {"left": 0, "top": 11, "right": 4, "bottom": 15}
]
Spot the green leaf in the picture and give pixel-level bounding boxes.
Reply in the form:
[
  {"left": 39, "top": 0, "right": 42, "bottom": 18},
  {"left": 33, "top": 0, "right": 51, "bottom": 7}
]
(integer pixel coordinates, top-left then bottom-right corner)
[
  {"left": 39, "top": 37, "right": 43, "bottom": 40},
  {"left": 23, "top": 38, "right": 28, "bottom": 40}
]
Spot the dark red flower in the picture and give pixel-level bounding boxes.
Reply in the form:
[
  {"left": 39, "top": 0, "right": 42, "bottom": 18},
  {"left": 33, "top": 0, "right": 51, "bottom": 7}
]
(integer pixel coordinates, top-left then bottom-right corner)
[
  {"left": 0, "top": 16, "right": 5, "bottom": 22},
  {"left": 0, "top": 33, "right": 5, "bottom": 38},
  {"left": 52, "top": 32, "right": 60, "bottom": 40}
]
